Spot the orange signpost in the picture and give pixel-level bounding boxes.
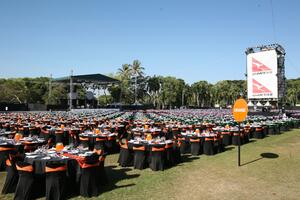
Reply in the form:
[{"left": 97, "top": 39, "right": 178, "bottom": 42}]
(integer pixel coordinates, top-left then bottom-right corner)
[
  {"left": 232, "top": 98, "right": 248, "bottom": 166},
  {"left": 232, "top": 99, "right": 248, "bottom": 122}
]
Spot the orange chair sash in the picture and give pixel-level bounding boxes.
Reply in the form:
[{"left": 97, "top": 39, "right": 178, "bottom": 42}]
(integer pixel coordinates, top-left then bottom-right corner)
[
  {"left": 96, "top": 137, "right": 106, "bottom": 142},
  {"left": 16, "top": 164, "right": 33, "bottom": 172},
  {"left": 190, "top": 138, "right": 200, "bottom": 143},
  {"left": 256, "top": 128, "right": 263, "bottom": 132},
  {"left": 221, "top": 132, "right": 231, "bottom": 135},
  {"left": 46, "top": 165, "right": 67, "bottom": 173},
  {"left": 0, "top": 147, "right": 16, "bottom": 151},
  {"left": 152, "top": 147, "right": 165, "bottom": 152},
  {"left": 55, "top": 130, "right": 64, "bottom": 134},
  {"left": 133, "top": 146, "right": 146, "bottom": 151},
  {"left": 108, "top": 136, "right": 116, "bottom": 141},
  {"left": 205, "top": 137, "right": 214, "bottom": 141},
  {"left": 6, "top": 159, "right": 12, "bottom": 166},
  {"left": 80, "top": 161, "right": 100, "bottom": 169},
  {"left": 79, "top": 137, "right": 89, "bottom": 141}
]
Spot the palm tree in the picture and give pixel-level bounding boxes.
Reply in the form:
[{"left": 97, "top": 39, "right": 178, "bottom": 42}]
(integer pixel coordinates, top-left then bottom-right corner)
[
  {"left": 117, "top": 64, "right": 131, "bottom": 103},
  {"left": 117, "top": 64, "right": 131, "bottom": 79},
  {"left": 131, "top": 60, "right": 144, "bottom": 104},
  {"left": 131, "top": 60, "right": 144, "bottom": 76}
]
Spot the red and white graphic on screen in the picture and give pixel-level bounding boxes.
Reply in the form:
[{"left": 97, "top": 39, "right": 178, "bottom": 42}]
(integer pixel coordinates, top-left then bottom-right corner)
[
  {"left": 252, "top": 79, "right": 272, "bottom": 94},
  {"left": 252, "top": 58, "right": 272, "bottom": 72}
]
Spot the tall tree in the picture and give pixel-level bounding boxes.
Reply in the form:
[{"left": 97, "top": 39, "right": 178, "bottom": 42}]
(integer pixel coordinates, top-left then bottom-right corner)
[
  {"left": 131, "top": 60, "right": 145, "bottom": 104},
  {"left": 117, "top": 64, "right": 132, "bottom": 103},
  {"left": 131, "top": 60, "right": 144, "bottom": 76},
  {"left": 145, "top": 76, "right": 163, "bottom": 108},
  {"left": 159, "top": 76, "right": 186, "bottom": 109},
  {"left": 286, "top": 79, "right": 300, "bottom": 106},
  {"left": 191, "top": 81, "right": 211, "bottom": 107}
]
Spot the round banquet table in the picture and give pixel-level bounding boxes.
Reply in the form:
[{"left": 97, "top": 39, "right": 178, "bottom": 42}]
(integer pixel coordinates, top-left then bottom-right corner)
[
  {"left": 0, "top": 131, "right": 15, "bottom": 138},
  {"left": 179, "top": 133, "right": 219, "bottom": 150},
  {"left": 127, "top": 141, "right": 167, "bottom": 151},
  {"left": 220, "top": 130, "right": 233, "bottom": 146},
  {"left": 79, "top": 133, "right": 118, "bottom": 152},
  {"left": 181, "top": 133, "right": 224, "bottom": 155},
  {"left": 23, "top": 151, "right": 100, "bottom": 197},
  {"left": 24, "top": 153, "right": 99, "bottom": 186},
  {"left": 127, "top": 140, "right": 177, "bottom": 170},
  {"left": 24, "top": 155, "right": 72, "bottom": 175}
]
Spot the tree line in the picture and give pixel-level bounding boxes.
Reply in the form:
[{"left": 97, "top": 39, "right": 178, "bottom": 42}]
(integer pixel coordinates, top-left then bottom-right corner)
[{"left": 0, "top": 60, "right": 299, "bottom": 108}]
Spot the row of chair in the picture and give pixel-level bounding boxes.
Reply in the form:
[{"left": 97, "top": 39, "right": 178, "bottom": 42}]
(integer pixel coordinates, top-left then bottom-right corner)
[
  {"left": 118, "top": 142, "right": 181, "bottom": 171},
  {"left": 2, "top": 152, "right": 107, "bottom": 199}
]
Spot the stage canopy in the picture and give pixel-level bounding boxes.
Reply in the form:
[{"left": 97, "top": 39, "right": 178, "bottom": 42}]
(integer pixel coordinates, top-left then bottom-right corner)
[
  {"left": 51, "top": 73, "right": 119, "bottom": 110},
  {"left": 53, "top": 73, "right": 119, "bottom": 84}
]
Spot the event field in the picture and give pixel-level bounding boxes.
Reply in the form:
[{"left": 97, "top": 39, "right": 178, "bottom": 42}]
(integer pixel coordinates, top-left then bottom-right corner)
[{"left": 1, "top": 128, "right": 300, "bottom": 200}]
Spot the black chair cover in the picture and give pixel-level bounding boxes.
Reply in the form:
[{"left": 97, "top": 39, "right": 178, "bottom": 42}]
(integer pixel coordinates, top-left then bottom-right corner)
[
  {"left": 118, "top": 147, "right": 133, "bottom": 167},
  {"left": 222, "top": 134, "right": 232, "bottom": 146},
  {"left": 179, "top": 140, "right": 190, "bottom": 154},
  {"left": 232, "top": 135, "right": 241, "bottom": 145},
  {"left": 45, "top": 162, "right": 67, "bottom": 200},
  {"left": 164, "top": 145, "right": 175, "bottom": 167},
  {"left": 79, "top": 163, "right": 100, "bottom": 197},
  {"left": 190, "top": 139, "right": 201, "bottom": 156},
  {"left": 14, "top": 162, "right": 35, "bottom": 200},
  {"left": 149, "top": 147, "right": 165, "bottom": 171},
  {"left": 2, "top": 161, "right": 19, "bottom": 194},
  {"left": 203, "top": 140, "right": 214, "bottom": 156},
  {"left": 253, "top": 129, "right": 264, "bottom": 139},
  {"left": 133, "top": 145, "right": 146, "bottom": 170},
  {"left": 0, "top": 151, "right": 8, "bottom": 171}
]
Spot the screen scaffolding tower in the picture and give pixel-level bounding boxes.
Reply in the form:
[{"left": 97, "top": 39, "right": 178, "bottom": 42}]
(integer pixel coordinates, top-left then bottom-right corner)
[{"left": 245, "top": 43, "right": 286, "bottom": 111}]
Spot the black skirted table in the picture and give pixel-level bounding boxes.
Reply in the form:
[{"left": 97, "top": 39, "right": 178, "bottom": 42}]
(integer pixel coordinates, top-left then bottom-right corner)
[
  {"left": 21, "top": 150, "right": 101, "bottom": 198},
  {"left": 79, "top": 133, "right": 118, "bottom": 153},
  {"left": 122, "top": 140, "right": 180, "bottom": 171}
]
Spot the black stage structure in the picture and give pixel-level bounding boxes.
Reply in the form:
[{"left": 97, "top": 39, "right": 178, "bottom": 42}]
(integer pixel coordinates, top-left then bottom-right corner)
[{"left": 52, "top": 73, "right": 119, "bottom": 110}]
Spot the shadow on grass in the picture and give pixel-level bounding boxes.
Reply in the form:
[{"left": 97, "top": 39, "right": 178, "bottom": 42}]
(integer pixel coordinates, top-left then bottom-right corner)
[
  {"left": 247, "top": 139, "right": 257, "bottom": 144},
  {"left": 64, "top": 166, "right": 138, "bottom": 199},
  {"left": 224, "top": 146, "right": 235, "bottom": 151},
  {"left": 240, "top": 157, "right": 263, "bottom": 166},
  {"left": 260, "top": 153, "right": 279, "bottom": 159},
  {"left": 100, "top": 166, "right": 139, "bottom": 193},
  {"left": 181, "top": 154, "right": 200, "bottom": 163},
  {"left": 241, "top": 152, "right": 279, "bottom": 166}
]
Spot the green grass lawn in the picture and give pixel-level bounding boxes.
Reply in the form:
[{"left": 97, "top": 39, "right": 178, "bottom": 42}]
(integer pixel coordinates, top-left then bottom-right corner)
[{"left": 1, "top": 129, "right": 300, "bottom": 200}]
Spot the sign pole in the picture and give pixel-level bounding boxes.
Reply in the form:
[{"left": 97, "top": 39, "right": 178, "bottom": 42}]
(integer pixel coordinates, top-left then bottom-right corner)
[
  {"left": 232, "top": 98, "right": 248, "bottom": 167},
  {"left": 238, "top": 122, "right": 241, "bottom": 166}
]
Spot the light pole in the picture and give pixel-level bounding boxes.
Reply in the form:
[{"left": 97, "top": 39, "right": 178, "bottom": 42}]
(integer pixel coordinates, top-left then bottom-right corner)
[
  {"left": 134, "top": 72, "right": 138, "bottom": 104},
  {"left": 48, "top": 74, "right": 52, "bottom": 105},
  {"left": 182, "top": 88, "right": 185, "bottom": 108},
  {"left": 69, "top": 70, "right": 73, "bottom": 111}
]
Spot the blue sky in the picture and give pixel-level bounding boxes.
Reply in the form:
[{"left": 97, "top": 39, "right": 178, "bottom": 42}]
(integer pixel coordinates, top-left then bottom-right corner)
[{"left": 0, "top": 0, "right": 299, "bottom": 84}]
